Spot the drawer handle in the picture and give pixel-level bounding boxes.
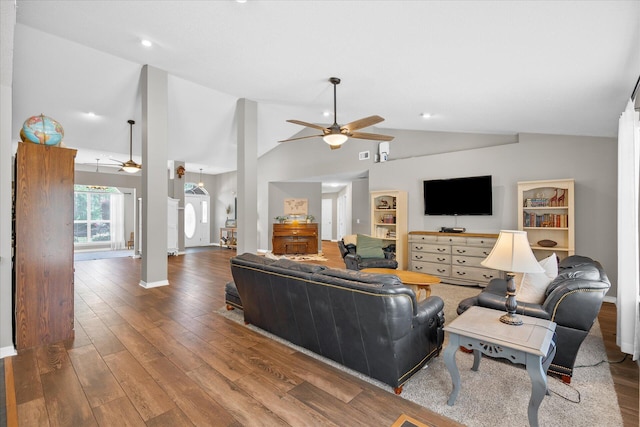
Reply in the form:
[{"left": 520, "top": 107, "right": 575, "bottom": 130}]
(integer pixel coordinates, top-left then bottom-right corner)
[
  {"left": 483, "top": 251, "right": 490, "bottom": 256},
  {"left": 456, "top": 260, "right": 466, "bottom": 264},
  {"left": 437, "top": 269, "right": 447, "bottom": 273},
  {"left": 437, "top": 248, "right": 446, "bottom": 252},
  {"left": 416, "top": 246, "right": 423, "bottom": 250},
  {"left": 456, "top": 249, "right": 466, "bottom": 254},
  {"left": 456, "top": 271, "right": 467, "bottom": 276},
  {"left": 414, "top": 255, "right": 423, "bottom": 260},
  {"left": 482, "top": 274, "right": 494, "bottom": 279},
  {"left": 415, "top": 266, "right": 423, "bottom": 270},
  {"left": 437, "top": 257, "right": 446, "bottom": 262}
]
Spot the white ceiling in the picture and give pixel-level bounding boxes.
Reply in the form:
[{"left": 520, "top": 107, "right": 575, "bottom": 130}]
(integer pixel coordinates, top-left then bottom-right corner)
[{"left": 9, "top": 1, "right": 640, "bottom": 175}]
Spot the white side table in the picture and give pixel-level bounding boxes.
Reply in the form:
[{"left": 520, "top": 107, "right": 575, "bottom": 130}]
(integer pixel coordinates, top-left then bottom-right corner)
[{"left": 444, "top": 306, "right": 557, "bottom": 427}]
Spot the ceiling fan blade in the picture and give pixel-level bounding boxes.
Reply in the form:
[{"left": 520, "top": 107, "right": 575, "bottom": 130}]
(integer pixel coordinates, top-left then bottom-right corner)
[
  {"left": 350, "top": 132, "right": 395, "bottom": 142},
  {"left": 278, "top": 134, "right": 324, "bottom": 143},
  {"left": 342, "top": 115, "right": 385, "bottom": 133},
  {"left": 286, "top": 119, "right": 328, "bottom": 132}
]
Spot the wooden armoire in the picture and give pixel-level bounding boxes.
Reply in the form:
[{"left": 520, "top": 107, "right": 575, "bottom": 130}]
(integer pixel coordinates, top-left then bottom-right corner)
[{"left": 13, "top": 143, "right": 77, "bottom": 350}]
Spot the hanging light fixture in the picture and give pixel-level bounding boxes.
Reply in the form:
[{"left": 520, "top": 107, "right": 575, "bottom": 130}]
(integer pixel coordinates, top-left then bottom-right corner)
[
  {"left": 198, "top": 168, "right": 204, "bottom": 187},
  {"left": 121, "top": 120, "right": 142, "bottom": 174}
]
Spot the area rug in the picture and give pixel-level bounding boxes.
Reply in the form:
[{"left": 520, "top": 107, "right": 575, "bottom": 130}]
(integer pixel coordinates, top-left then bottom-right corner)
[
  {"left": 263, "top": 252, "right": 329, "bottom": 262},
  {"left": 217, "top": 283, "right": 623, "bottom": 426}
]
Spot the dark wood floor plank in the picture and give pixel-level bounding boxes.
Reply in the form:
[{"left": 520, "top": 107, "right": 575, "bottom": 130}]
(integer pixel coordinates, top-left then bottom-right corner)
[
  {"left": 102, "top": 350, "right": 177, "bottom": 422},
  {"left": 16, "top": 398, "right": 50, "bottom": 427},
  {"left": 34, "top": 342, "right": 71, "bottom": 375},
  {"left": 138, "top": 326, "right": 205, "bottom": 373},
  {"left": 235, "top": 370, "right": 341, "bottom": 427},
  {"left": 187, "top": 364, "right": 288, "bottom": 426},
  {"left": 108, "top": 323, "right": 163, "bottom": 364},
  {"left": 77, "top": 315, "right": 126, "bottom": 357},
  {"left": 144, "top": 356, "right": 239, "bottom": 426},
  {"left": 40, "top": 367, "right": 97, "bottom": 426},
  {"left": 91, "top": 396, "right": 146, "bottom": 427},
  {"left": 67, "top": 345, "right": 126, "bottom": 408},
  {"left": 11, "top": 347, "right": 44, "bottom": 404},
  {"left": 145, "top": 406, "right": 196, "bottom": 427}
]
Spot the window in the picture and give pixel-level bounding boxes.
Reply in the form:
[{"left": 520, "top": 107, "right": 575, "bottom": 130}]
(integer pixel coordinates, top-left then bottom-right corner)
[{"left": 74, "top": 185, "right": 119, "bottom": 244}]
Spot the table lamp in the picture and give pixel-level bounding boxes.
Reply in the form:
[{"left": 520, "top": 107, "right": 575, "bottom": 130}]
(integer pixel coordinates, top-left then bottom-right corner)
[{"left": 481, "top": 230, "right": 544, "bottom": 325}]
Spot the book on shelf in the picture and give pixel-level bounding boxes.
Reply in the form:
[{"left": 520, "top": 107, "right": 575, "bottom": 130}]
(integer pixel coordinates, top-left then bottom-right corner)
[{"left": 523, "top": 212, "right": 568, "bottom": 228}]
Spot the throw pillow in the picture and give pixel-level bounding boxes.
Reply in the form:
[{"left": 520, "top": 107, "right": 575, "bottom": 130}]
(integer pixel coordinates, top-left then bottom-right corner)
[
  {"left": 514, "top": 253, "right": 558, "bottom": 304},
  {"left": 356, "top": 234, "right": 385, "bottom": 258},
  {"left": 343, "top": 234, "right": 358, "bottom": 246}
]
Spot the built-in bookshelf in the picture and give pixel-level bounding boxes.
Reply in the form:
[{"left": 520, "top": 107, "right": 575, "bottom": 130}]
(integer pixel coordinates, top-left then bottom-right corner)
[
  {"left": 370, "top": 190, "right": 407, "bottom": 269},
  {"left": 517, "top": 179, "right": 575, "bottom": 260}
]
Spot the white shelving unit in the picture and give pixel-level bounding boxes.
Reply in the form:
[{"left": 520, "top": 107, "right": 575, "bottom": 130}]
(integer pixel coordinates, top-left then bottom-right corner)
[
  {"left": 370, "top": 190, "right": 408, "bottom": 270},
  {"left": 517, "top": 179, "right": 575, "bottom": 260}
]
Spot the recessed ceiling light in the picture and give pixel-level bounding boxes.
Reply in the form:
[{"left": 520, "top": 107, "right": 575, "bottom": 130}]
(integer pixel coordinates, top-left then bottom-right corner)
[
  {"left": 421, "top": 113, "right": 432, "bottom": 119},
  {"left": 141, "top": 39, "right": 153, "bottom": 47},
  {"left": 236, "top": 0, "right": 247, "bottom": 3},
  {"left": 323, "top": 111, "right": 331, "bottom": 117},
  {"left": 86, "top": 112, "right": 96, "bottom": 118}
]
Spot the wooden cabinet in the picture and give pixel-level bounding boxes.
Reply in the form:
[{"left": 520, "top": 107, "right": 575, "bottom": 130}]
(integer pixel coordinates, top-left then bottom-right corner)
[
  {"left": 14, "top": 143, "right": 77, "bottom": 350},
  {"left": 371, "top": 190, "right": 407, "bottom": 269},
  {"left": 272, "top": 223, "right": 318, "bottom": 255},
  {"left": 517, "top": 179, "right": 575, "bottom": 260},
  {"left": 408, "top": 231, "right": 502, "bottom": 287}
]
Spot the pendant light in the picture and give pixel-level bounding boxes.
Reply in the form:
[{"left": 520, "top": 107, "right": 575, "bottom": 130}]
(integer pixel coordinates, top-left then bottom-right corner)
[
  {"left": 121, "top": 120, "right": 142, "bottom": 173},
  {"left": 198, "top": 168, "right": 204, "bottom": 187}
]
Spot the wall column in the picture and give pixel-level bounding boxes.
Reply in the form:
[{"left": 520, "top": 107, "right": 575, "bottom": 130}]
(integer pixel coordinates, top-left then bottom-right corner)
[
  {"left": 236, "top": 98, "right": 258, "bottom": 254},
  {"left": 140, "top": 65, "right": 169, "bottom": 288}
]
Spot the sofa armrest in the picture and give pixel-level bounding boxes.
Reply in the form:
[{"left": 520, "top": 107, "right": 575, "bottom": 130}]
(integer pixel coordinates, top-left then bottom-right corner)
[
  {"left": 542, "top": 278, "right": 610, "bottom": 329},
  {"left": 477, "top": 292, "right": 551, "bottom": 319},
  {"left": 415, "top": 296, "right": 445, "bottom": 325},
  {"left": 343, "top": 253, "right": 362, "bottom": 270}
]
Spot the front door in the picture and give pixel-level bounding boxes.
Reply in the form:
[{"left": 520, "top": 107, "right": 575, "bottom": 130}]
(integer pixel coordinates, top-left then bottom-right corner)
[{"left": 184, "top": 194, "right": 210, "bottom": 247}]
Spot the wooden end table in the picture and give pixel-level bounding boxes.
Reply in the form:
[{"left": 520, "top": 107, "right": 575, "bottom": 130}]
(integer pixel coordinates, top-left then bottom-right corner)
[
  {"left": 444, "top": 306, "right": 557, "bottom": 427},
  {"left": 360, "top": 268, "right": 440, "bottom": 301}
]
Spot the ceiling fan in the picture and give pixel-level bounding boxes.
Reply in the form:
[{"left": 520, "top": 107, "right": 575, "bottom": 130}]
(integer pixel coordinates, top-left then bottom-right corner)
[
  {"left": 279, "top": 77, "right": 394, "bottom": 150},
  {"left": 112, "top": 119, "right": 141, "bottom": 173}
]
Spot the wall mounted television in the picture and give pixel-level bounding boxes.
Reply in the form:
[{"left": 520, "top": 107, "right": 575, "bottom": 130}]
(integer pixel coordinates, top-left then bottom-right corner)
[{"left": 423, "top": 175, "right": 493, "bottom": 215}]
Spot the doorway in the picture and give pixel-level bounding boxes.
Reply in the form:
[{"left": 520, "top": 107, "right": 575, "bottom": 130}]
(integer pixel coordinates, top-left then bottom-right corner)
[
  {"left": 322, "top": 198, "right": 333, "bottom": 240},
  {"left": 185, "top": 193, "right": 210, "bottom": 247}
]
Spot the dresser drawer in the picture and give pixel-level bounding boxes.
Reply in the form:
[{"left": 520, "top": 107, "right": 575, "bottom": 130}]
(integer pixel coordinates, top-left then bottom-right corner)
[
  {"left": 437, "top": 235, "right": 467, "bottom": 244},
  {"left": 466, "top": 237, "right": 497, "bottom": 247},
  {"left": 451, "top": 245, "right": 492, "bottom": 258},
  {"left": 451, "top": 266, "right": 501, "bottom": 283},
  {"left": 411, "top": 243, "right": 450, "bottom": 254},
  {"left": 409, "top": 234, "right": 438, "bottom": 243},
  {"left": 411, "top": 261, "right": 450, "bottom": 276},
  {"left": 411, "top": 252, "right": 450, "bottom": 264},
  {"left": 451, "top": 254, "right": 485, "bottom": 268}
]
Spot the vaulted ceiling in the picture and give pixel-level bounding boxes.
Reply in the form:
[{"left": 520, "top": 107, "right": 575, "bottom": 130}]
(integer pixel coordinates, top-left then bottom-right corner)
[{"left": 8, "top": 1, "right": 640, "bottom": 175}]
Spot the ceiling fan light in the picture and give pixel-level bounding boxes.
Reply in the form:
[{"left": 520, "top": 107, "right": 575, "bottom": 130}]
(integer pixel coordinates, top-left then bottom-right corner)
[
  {"left": 122, "top": 160, "right": 141, "bottom": 173},
  {"left": 323, "top": 133, "right": 348, "bottom": 146}
]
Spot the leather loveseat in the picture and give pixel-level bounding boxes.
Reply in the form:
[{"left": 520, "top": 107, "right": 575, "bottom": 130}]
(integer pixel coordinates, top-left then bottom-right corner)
[
  {"left": 457, "top": 255, "right": 611, "bottom": 383},
  {"left": 337, "top": 238, "right": 398, "bottom": 270},
  {"left": 227, "top": 252, "right": 445, "bottom": 393}
]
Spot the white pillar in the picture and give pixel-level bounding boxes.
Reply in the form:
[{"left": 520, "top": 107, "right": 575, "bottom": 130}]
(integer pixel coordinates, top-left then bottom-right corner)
[
  {"left": 140, "top": 65, "right": 169, "bottom": 288},
  {"left": 236, "top": 98, "right": 258, "bottom": 254}
]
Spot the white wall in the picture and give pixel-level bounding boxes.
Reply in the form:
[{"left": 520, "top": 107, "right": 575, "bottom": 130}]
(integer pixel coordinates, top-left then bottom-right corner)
[{"left": 256, "top": 130, "right": 618, "bottom": 297}]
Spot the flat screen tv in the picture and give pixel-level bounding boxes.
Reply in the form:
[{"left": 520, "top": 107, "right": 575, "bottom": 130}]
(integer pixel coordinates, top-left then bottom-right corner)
[{"left": 423, "top": 175, "right": 493, "bottom": 215}]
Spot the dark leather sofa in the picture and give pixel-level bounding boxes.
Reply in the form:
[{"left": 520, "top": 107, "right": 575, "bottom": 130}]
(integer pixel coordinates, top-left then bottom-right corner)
[
  {"left": 337, "top": 238, "right": 398, "bottom": 270},
  {"left": 227, "top": 253, "right": 445, "bottom": 393},
  {"left": 457, "top": 255, "right": 611, "bottom": 383}
]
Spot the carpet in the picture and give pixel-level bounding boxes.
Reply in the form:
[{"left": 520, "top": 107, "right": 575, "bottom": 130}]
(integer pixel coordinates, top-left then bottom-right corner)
[{"left": 218, "top": 283, "right": 623, "bottom": 426}]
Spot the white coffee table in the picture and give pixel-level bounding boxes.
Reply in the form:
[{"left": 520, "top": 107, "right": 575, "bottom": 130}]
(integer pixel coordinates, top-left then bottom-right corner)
[{"left": 444, "top": 306, "right": 557, "bottom": 427}]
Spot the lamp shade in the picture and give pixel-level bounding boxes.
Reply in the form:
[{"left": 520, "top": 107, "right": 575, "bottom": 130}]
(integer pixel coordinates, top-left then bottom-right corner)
[
  {"left": 481, "top": 230, "right": 544, "bottom": 273},
  {"left": 323, "top": 133, "right": 348, "bottom": 146}
]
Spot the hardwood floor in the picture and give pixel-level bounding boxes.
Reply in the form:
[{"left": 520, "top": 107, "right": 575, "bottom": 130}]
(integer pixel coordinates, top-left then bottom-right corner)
[{"left": 4, "top": 243, "right": 638, "bottom": 426}]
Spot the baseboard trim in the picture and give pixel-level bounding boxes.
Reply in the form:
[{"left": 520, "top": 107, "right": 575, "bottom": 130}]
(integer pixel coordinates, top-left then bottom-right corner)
[
  {"left": 0, "top": 345, "right": 17, "bottom": 359},
  {"left": 139, "top": 279, "right": 169, "bottom": 289},
  {"left": 603, "top": 295, "right": 616, "bottom": 304}
]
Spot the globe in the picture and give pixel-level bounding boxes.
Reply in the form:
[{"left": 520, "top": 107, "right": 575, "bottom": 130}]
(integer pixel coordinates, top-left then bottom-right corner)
[{"left": 21, "top": 114, "right": 64, "bottom": 146}]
